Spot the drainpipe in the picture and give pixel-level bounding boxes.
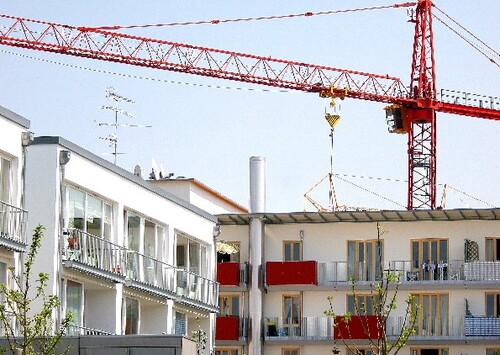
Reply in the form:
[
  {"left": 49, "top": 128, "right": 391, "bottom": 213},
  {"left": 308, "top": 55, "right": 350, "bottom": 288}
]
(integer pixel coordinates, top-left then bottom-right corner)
[
  {"left": 248, "top": 156, "right": 265, "bottom": 355},
  {"left": 57, "top": 150, "right": 71, "bottom": 330}
]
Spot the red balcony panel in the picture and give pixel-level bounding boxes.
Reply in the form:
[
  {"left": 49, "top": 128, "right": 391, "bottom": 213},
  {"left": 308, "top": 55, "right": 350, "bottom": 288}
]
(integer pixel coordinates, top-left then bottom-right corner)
[
  {"left": 266, "top": 261, "right": 317, "bottom": 286},
  {"left": 216, "top": 316, "right": 240, "bottom": 341},
  {"left": 217, "top": 262, "right": 240, "bottom": 286},
  {"left": 334, "top": 316, "right": 383, "bottom": 340}
]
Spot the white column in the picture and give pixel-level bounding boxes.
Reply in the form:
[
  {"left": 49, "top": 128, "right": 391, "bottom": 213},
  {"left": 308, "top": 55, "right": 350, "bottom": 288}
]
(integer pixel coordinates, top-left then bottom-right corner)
[{"left": 248, "top": 156, "right": 265, "bottom": 355}]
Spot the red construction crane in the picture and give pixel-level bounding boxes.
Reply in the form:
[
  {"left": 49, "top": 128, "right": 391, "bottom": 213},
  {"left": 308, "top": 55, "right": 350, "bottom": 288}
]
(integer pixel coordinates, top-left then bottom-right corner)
[{"left": 0, "top": 0, "right": 498, "bottom": 210}]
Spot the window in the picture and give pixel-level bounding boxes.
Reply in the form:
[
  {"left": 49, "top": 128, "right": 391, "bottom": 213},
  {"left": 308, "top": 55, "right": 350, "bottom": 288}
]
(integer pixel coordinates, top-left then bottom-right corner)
[
  {"left": 411, "top": 238, "right": 448, "bottom": 280},
  {"left": 486, "top": 293, "right": 500, "bottom": 317},
  {"left": 412, "top": 293, "right": 448, "bottom": 336},
  {"left": 176, "top": 233, "right": 208, "bottom": 277},
  {"left": 66, "top": 280, "right": 83, "bottom": 333},
  {"left": 123, "top": 297, "right": 139, "bottom": 334},
  {"left": 347, "top": 294, "right": 379, "bottom": 316},
  {"left": 219, "top": 294, "right": 240, "bottom": 317},
  {"left": 282, "top": 295, "right": 301, "bottom": 336},
  {"left": 283, "top": 241, "right": 301, "bottom": 261},
  {"left": 68, "top": 186, "right": 112, "bottom": 239},
  {"left": 0, "top": 156, "right": 11, "bottom": 204},
  {"left": 348, "top": 239, "right": 383, "bottom": 281},
  {"left": 215, "top": 349, "right": 239, "bottom": 355},
  {"left": 486, "top": 348, "right": 500, "bottom": 355},
  {"left": 174, "top": 311, "right": 186, "bottom": 335},
  {"left": 282, "top": 348, "right": 300, "bottom": 355},
  {"left": 486, "top": 238, "right": 500, "bottom": 261},
  {"left": 410, "top": 349, "right": 448, "bottom": 355}
]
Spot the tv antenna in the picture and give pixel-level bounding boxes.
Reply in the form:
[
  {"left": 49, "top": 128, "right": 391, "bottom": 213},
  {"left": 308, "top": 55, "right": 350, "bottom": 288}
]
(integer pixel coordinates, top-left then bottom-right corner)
[{"left": 96, "top": 87, "right": 151, "bottom": 164}]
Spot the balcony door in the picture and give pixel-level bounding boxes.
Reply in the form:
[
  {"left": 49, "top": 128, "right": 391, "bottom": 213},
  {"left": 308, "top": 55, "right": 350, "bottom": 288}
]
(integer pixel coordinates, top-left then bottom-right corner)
[
  {"left": 0, "top": 157, "right": 10, "bottom": 204},
  {"left": 348, "top": 240, "right": 383, "bottom": 281},
  {"left": 486, "top": 237, "right": 500, "bottom": 261},
  {"left": 220, "top": 294, "right": 240, "bottom": 317},
  {"left": 283, "top": 241, "right": 301, "bottom": 261},
  {"left": 412, "top": 293, "right": 448, "bottom": 336},
  {"left": 282, "top": 294, "right": 301, "bottom": 336},
  {"left": 66, "top": 280, "right": 83, "bottom": 334},
  {"left": 411, "top": 239, "right": 448, "bottom": 280}
]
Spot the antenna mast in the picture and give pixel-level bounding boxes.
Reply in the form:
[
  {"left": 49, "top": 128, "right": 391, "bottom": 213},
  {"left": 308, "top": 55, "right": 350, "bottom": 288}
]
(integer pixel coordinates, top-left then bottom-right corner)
[{"left": 96, "top": 87, "right": 151, "bottom": 164}]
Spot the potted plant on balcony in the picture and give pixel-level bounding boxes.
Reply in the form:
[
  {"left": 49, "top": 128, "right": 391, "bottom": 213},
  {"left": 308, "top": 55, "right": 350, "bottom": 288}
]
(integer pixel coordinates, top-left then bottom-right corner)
[{"left": 67, "top": 235, "right": 78, "bottom": 249}]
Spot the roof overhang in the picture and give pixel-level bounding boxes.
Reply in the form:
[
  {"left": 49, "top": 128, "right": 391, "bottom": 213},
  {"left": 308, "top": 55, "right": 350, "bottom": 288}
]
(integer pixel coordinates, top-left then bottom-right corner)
[{"left": 217, "top": 208, "right": 500, "bottom": 226}]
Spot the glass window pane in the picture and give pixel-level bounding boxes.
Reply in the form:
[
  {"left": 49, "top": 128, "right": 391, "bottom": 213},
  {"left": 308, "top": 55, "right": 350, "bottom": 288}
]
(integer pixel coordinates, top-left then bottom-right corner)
[
  {"left": 103, "top": 203, "right": 112, "bottom": 240},
  {"left": 144, "top": 220, "right": 155, "bottom": 257},
  {"left": 86, "top": 195, "right": 102, "bottom": 237},
  {"left": 412, "top": 241, "right": 419, "bottom": 269},
  {"left": 439, "top": 240, "right": 448, "bottom": 262},
  {"left": 127, "top": 214, "right": 140, "bottom": 251},
  {"left": 125, "top": 297, "right": 139, "bottom": 334},
  {"left": 68, "top": 187, "right": 85, "bottom": 230},
  {"left": 293, "top": 242, "right": 300, "bottom": 261},
  {"left": 0, "top": 157, "right": 10, "bottom": 203},
  {"left": 66, "top": 281, "right": 83, "bottom": 328},
  {"left": 189, "top": 241, "right": 200, "bottom": 274},
  {"left": 284, "top": 243, "right": 291, "bottom": 261}
]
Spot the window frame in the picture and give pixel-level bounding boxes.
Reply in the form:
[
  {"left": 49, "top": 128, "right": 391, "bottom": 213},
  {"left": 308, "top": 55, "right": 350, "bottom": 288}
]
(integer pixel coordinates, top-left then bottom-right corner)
[
  {"left": 411, "top": 293, "right": 449, "bottom": 336},
  {"left": 219, "top": 294, "right": 240, "bottom": 317},
  {"left": 281, "top": 348, "right": 300, "bottom": 355},
  {"left": 283, "top": 240, "right": 301, "bottom": 261},
  {"left": 347, "top": 239, "right": 384, "bottom": 281},
  {"left": 486, "top": 292, "right": 500, "bottom": 317},
  {"left": 282, "top": 294, "right": 301, "bottom": 336},
  {"left": 485, "top": 237, "right": 500, "bottom": 261}
]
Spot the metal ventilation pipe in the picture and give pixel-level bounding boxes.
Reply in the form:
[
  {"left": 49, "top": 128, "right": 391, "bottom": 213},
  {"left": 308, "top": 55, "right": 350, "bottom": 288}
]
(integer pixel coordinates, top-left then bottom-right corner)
[{"left": 248, "top": 156, "right": 265, "bottom": 355}]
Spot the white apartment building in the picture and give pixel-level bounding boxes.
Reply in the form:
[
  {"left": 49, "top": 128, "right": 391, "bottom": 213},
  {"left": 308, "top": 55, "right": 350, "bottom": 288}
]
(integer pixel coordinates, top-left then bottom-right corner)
[
  {"left": 23, "top": 135, "right": 219, "bottom": 347},
  {"left": 215, "top": 208, "right": 500, "bottom": 355},
  {"left": 0, "top": 106, "right": 31, "bottom": 323}
]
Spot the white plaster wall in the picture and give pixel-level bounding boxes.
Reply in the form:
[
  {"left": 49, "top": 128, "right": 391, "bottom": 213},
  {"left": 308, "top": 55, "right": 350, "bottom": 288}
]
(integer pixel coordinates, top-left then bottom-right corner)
[
  {"left": 0, "top": 115, "right": 26, "bottom": 208},
  {"left": 85, "top": 287, "right": 119, "bottom": 334},
  {"left": 24, "top": 144, "right": 60, "bottom": 296},
  {"left": 141, "top": 302, "right": 168, "bottom": 334}
]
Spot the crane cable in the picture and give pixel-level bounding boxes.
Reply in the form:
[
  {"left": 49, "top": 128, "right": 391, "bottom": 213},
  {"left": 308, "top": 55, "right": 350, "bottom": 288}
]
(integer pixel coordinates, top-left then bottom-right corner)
[
  {"left": 85, "top": 2, "right": 417, "bottom": 31},
  {"left": 432, "top": 6, "right": 499, "bottom": 67}
]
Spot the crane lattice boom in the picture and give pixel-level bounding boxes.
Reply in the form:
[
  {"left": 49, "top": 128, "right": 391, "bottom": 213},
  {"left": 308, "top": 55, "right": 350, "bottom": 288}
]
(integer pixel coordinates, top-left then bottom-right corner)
[{"left": 0, "top": 2, "right": 498, "bottom": 210}]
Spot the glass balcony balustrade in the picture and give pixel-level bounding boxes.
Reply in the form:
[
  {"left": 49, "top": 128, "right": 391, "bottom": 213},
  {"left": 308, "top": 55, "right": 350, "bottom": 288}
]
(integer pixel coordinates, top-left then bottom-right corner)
[{"left": 0, "top": 200, "right": 27, "bottom": 250}]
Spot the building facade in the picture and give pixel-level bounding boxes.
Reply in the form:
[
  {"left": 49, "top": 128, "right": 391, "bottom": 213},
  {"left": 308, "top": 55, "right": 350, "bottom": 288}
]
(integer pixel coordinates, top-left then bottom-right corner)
[
  {"left": 23, "top": 136, "right": 219, "bottom": 347},
  {"left": 0, "top": 106, "right": 31, "bottom": 336},
  {"left": 216, "top": 209, "right": 500, "bottom": 355}
]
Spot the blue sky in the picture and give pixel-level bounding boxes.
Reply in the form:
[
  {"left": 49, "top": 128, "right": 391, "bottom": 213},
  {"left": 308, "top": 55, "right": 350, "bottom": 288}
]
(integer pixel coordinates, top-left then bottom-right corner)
[{"left": 0, "top": 1, "right": 498, "bottom": 212}]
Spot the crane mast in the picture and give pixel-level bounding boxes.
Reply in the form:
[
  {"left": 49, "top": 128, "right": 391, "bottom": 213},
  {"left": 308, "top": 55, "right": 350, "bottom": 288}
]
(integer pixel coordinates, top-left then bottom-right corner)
[
  {"left": 407, "top": 0, "right": 437, "bottom": 209},
  {"left": 0, "top": 2, "right": 498, "bottom": 210}
]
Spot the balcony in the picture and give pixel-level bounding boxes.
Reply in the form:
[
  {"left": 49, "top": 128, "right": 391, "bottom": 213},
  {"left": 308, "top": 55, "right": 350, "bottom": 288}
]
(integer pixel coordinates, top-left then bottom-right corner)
[
  {"left": 334, "top": 316, "right": 383, "bottom": 340},
  {"left": 465, "top": 316, "right": 500, "bottom": 337},
  {"left": 63, "top": 229, "right": 219, "bottom": 311},
  {"left": 176, "top": 269, "right": 219, "bottom": 312},
  {"left": 264, "top": 317, "right": 332, "bottom": 342},
  {"left": 216, "top": 316, "right": 248, "bottom": 342},
  {"left": 217, "top": 262, "right": 248, "bottom": 287},
  {"left": 263, "top": 315, "right": 496, "bottom": 343},
  {"left": 124, "top": 250, "right": 177, "bottom": 297},
  {"left": 63, "top": 228, "right": 127, "bottom": 282},
  {"left": 266, "top": 261, "right": 317, "bottom": 286},
  {"left": 0, "top": 200, "right": 27, "bottom": 252},
  {"left": 317, "top": 260, "right": 500, "bottom": 286}
]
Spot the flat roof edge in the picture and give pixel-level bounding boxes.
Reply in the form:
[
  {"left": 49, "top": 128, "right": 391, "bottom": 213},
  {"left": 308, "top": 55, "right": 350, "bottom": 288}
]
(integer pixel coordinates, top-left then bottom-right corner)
[
  {"left": 31, "top": 136, "right": 217, "bottom": 223},
  {"left": 0, "top": 105, "right": 30, "bottom": 129}
]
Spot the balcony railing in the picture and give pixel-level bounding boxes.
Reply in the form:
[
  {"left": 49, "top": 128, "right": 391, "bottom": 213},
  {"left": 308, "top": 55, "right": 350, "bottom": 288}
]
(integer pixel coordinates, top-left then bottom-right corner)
[
  {"left": 68, "top": 325, "right": 113, "bottom": 336},
  {"left": 176, "top": 268, "right": 219, "bottom": 309},
  {"left": 216, "top": 316, "right": 248, "bottom": 341},
  {"left": 465, "top": 316, "right": 500, "bottom": 337},
  {"left": 264, "top": 315, "right": 475, "bottom": 342},
  {"left": 0, "top": 200, "right": 27, "bottom": 250},
  {"left": 266, "top": 261, "right": 318, "bottom": 286},
  {"left": 264, "top": 317, "right": 333, "bottom": 341},
  {"left": 63, "top": 229, "right": 127, "bottom": 277},
  {"left": 318, "top": 260, "right": 500, "bottom": 285},
  {"left": 64, "top": 229, "right": 219, "bottom": 310},
  {"left": 125, "top": 250, "right": 176, "bottom": 294}
]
